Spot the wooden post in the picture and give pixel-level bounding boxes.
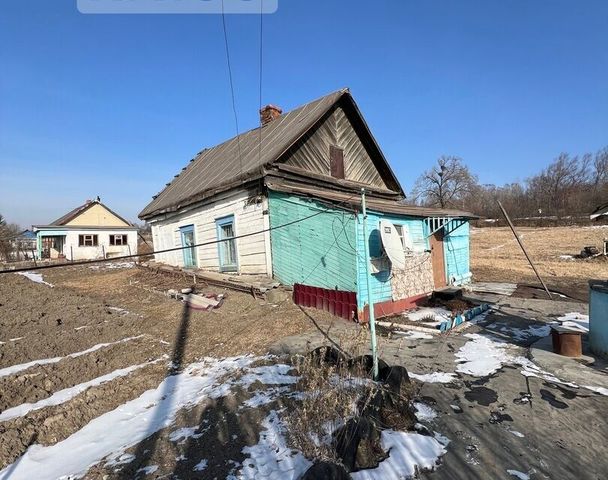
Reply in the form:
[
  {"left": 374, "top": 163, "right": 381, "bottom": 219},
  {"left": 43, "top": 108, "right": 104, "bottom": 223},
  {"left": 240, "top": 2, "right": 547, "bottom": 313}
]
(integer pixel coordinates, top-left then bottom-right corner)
[
  {"left": 70, "top": 246, "right": 74, "bottom": 262},
  {"left": 497, "top": 200, "right": 552, "bottom": 300},
  {"left": 31, "top": 249, "right": 37, "bottom": 267},
  {"left": 102, "top": 245, "right": 106, "bottom": 259}
]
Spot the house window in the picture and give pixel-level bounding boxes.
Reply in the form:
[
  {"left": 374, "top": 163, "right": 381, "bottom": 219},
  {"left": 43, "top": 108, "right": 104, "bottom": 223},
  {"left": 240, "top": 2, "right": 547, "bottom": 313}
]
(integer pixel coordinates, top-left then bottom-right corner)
[
  {"left": 109, "top": 234, "right": 128, "bottom": 246},
  {"left": 329, "top": 145, "right": 345, "bottom": 179},
  {"left": 394, "top": 224, "right": 413, "bottom": 255},
  {"left": 78, "top": 234, "right": 98, "bottom": 247}
]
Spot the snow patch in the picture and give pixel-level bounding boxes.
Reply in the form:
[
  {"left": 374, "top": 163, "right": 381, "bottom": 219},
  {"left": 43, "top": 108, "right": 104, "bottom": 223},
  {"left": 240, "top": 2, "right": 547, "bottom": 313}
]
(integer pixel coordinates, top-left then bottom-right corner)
[
  {"left": 413, "top": 402, "right": 437, "bottom": 421},
  {"left": 136, "top": 465, "right": 158, "bottom": 475},
  {"left": 409, "top": 372, "right": 458, "bottom": 383},
  {"left": 0, "top": 357, "right": 298, "bottom": 480},
  {"left": 0, "top": 359, "right": 159, "bottom": 422},
  {"left": 169, "top": 426, "right": 204, "bottom": 444},
  {"left": 0, "top": 335, "right": 144, "bottom": 378},
  {"left": 350, "top": 430, "right": 447, "bottom": 480},
  {"left": 394, "top": 330, "right": 433, "bottom": 340},
  {"left": 193, "top": 459, "right": 208, "bottom": 472},
  {"left": 507, "top": 469, "right": 530, "bottom": 479},
  {"left": 553, "top": 312, "right": 589, "bottom": 333},
  {"left": 584, "top": 385, "right": 608, "bottom": 396},
  {"left": 235, "top": 410, "right": 312, "bottom": 480},
  {"left": 455, "top": 334, "right": 513, "bottom": 376},
  {"left": 15, "top": 271, "right": 53, "bottom": 287},
  {"left": 404, "top": 307, "right": 452, "bottom": 326}
]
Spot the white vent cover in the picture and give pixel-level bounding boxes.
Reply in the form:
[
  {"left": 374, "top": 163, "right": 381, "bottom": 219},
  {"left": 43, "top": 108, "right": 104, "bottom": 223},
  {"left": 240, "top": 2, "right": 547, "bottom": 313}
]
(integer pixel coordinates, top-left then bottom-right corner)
[{"left": 379, "top": 220, "right": 406, "bottom": 269}]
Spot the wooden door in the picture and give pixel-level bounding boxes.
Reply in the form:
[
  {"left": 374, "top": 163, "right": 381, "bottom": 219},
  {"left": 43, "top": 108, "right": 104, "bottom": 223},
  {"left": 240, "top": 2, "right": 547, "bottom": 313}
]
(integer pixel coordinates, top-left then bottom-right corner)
[{"left": 430, "top": 230, "right": 446, "bottom": 288}]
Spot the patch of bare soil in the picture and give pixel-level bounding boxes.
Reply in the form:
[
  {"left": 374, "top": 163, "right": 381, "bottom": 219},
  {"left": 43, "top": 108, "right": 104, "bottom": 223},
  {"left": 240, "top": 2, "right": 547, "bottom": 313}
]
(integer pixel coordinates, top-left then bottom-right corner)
[
  {"left": 470, "top": 226, "right": 608, "bottom": 300},
  {"left": 0, "top": 265, "right": 337, "bottom": 470}
]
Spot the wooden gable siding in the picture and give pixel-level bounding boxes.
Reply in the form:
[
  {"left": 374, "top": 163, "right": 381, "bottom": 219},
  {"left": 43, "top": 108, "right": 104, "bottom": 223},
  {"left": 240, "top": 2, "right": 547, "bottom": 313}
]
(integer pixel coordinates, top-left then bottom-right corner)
[
  {"left": 65, "top": 203, "right": 130, "bottom": 227},
  {"left": 282, "top": 106, "right": 388, "bottom": 189}
]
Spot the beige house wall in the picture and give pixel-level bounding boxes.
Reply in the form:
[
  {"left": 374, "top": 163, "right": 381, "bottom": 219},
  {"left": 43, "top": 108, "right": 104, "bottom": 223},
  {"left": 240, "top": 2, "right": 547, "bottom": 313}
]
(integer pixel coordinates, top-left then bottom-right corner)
[{"left": 66, "top": 203, "right": 129, "bottom": 227}]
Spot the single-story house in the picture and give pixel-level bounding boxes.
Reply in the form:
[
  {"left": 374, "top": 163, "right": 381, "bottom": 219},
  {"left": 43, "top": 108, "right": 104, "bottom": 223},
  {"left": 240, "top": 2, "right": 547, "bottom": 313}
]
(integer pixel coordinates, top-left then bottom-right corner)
[
  {"left": 139, "top": 88, "right": 476, "bottom": 321},
  {"left": 33, "top": 198, "right": 138, "bottom": 261},
  {"left": 11, "top": 230, "right": 39, "bottom": 260}
]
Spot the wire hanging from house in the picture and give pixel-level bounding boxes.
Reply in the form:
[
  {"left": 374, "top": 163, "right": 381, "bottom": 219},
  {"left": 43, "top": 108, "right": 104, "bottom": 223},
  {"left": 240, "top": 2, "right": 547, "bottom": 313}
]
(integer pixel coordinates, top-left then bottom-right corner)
[{"left": 221, "top": 0, "right": 244, "bottom": 178}]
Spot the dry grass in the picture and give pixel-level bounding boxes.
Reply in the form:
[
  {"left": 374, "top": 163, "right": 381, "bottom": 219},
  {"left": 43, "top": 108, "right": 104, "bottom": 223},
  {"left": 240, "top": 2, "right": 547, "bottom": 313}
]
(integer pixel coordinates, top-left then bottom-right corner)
[
  {"left": 471, "top": 225, "right": 608, "bottom": 298},
  {"left": 284, "top": 332, "right": 378, "bottom": 463}
]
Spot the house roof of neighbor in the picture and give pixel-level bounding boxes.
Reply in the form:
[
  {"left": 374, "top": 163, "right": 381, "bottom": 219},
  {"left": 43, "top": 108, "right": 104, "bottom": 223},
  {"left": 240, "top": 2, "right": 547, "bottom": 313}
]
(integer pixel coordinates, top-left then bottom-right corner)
[
  {"left": 139, "top": 88, "right": 404, "bottom": 220},
  {"left": 38, "top": 198, "right": 133, "bottom": 227},
  {"left": 590, "top": 202, "right": 608, "bottom": 220}
]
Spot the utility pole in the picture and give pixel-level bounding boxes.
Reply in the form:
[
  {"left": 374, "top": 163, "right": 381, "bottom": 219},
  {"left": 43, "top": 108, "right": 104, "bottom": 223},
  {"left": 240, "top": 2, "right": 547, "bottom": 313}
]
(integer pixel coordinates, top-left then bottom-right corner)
[{"left": 361, "top": 188, "right": 379, "bottom": 379}]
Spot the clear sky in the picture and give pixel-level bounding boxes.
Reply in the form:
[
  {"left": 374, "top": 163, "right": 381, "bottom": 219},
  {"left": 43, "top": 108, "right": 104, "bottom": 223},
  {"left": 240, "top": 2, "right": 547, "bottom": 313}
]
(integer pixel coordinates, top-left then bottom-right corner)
[{"left": 1, "top": 0, "right": 607, "bottom": 226}]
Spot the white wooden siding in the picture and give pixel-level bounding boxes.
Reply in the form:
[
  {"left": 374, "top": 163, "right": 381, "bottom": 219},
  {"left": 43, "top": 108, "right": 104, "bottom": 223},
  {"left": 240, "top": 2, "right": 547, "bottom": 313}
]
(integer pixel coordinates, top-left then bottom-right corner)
[{"left": 149, "top": 188, "right": 269, "bottom": 275}]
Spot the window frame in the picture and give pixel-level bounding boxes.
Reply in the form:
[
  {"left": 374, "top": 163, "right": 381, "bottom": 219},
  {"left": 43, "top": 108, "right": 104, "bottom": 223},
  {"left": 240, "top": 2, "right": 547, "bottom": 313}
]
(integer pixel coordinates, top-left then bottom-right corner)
[
  {"left": 78, "top": 234, "right": 98, "bottom": 247},
  {"left": 109, "top": 234, "right": 128, "bottom": 246}
]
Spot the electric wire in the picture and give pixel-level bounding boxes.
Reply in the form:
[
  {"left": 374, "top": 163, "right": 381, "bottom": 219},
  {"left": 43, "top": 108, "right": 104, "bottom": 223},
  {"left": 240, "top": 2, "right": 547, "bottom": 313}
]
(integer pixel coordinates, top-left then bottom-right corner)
[
  {"left": 0, "top": 194, "right": 359, "bottom": 275},
  {"left": 220, "top": 0, "right": 244, "bottom": 177}
]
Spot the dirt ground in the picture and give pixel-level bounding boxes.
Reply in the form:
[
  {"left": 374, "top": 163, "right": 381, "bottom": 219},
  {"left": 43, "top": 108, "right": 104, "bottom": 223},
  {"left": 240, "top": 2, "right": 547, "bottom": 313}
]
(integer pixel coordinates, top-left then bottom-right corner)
[
  {"left": 470, "top": 225, "right": 608, "bottom": 300},
  {"left": 0, "top": 264, "right": 337, "bottom": 474}
]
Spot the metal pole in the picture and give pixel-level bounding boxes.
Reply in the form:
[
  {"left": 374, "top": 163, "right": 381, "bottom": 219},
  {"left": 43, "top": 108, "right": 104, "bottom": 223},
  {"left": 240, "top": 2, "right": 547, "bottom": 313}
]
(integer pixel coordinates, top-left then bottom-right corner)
[
  {"left": 497, "top": 200, "right": 552, "bottom": 300},
  {"left": 361, "top": 188, "right": 379, "bottom": 379},
  {"left": 71, "top": 246, "right": 74, "bottom": 262}
]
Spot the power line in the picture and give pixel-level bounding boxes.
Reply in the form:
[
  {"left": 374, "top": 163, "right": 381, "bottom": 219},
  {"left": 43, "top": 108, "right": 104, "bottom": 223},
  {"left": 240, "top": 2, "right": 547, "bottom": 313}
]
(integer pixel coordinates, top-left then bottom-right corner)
[
  {"left": 0, "top": 194, "right": 358, "bottom": 275},
  {"left": 220, "top": 0, "right": 244, "bottom": 177},
  {"left": 257, "top": 0, "right": 264, "bottom": 165}
]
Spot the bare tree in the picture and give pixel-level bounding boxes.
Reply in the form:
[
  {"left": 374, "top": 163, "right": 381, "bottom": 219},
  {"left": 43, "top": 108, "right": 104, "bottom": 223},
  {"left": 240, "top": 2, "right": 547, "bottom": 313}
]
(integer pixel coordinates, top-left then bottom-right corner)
[
  {"left": 0, "top": 213, "right": 21, "bottom": 261},
  {"left": 411, "top": 156, "right": 478, "bottom": 208}
]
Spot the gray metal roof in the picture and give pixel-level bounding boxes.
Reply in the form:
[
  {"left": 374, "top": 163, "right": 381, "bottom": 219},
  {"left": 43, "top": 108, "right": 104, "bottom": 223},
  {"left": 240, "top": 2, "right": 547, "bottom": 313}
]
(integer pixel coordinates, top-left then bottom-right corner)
[{"left": 139, "top": 89, "right": 351, "bottom": 219}]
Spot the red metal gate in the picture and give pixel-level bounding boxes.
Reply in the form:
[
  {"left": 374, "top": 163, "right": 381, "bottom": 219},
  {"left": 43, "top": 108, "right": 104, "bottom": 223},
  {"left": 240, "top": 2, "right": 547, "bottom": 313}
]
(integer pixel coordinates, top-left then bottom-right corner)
[{"left": 293, "top": 284, "right": 357, "bottom": 321}]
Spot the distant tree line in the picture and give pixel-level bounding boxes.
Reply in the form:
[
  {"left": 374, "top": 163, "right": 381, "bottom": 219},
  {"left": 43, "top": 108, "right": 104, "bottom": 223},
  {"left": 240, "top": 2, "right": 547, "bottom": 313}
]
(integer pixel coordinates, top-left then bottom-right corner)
[{"left": 411, "top": 147, "right": 608, "bottom": 219}]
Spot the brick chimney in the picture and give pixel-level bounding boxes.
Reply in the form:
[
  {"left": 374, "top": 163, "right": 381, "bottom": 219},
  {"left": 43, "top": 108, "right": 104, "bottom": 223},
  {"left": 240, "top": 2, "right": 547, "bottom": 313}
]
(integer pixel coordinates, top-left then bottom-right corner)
[{"left": 259, "top": 104, "right": 282, "bottom": 126}]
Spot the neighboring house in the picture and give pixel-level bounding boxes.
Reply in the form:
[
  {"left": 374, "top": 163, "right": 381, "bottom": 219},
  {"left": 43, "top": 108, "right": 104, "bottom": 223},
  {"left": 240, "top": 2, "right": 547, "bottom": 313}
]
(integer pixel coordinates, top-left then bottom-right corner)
[
  {"left": 590, "top": 202, "right": 608, "bottom": 221},
  {"left": 139, "top": 88, "right": 476, "bottom": 320},
  {"left": 33, "top": 198, "right": 137, "bottom": 261},
  {"left": 12, "top": 230, "right": 38, "bottom": 260}
]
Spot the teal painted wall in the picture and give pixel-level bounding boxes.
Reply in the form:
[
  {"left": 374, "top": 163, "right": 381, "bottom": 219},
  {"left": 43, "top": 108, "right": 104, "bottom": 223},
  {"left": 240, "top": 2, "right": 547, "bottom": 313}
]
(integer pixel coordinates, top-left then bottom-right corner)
[
  {"left": 444, "top": 221, "right": 471, "bottom": 284},
  {"left": 355, "top": 212, "right": 428, "bottom": 309},
  {"left": 589, "top": 283, "right": 608, "bottom": 357},
  {"left": 268, "top": 191, "right": 358, "bottom": 291}
]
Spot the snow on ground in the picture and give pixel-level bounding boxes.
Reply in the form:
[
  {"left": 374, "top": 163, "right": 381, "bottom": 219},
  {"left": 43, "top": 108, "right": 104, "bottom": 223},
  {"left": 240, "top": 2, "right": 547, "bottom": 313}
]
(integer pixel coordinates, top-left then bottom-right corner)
[
  {"left": 409, "top": 372, "right": 458, "bottom": 383},
  {"left": 15, "top": 271, "right": 53, "bottom": 287},
  {"left": 89, "top": 262, "right": 135, "bottom": 270},
  {"left": 193, "top": 459, "right": 208, "bottom": 472},
  {"left": 350, "top": 430, "right": 447, "bottom": 480},
  {"left": 507, "top": 469, "right": 530, "bottom": 479},
  {"left": 0, "top": 335, "right": 144, "bottom": 378},
  {"left": 136, "top": 465, "right": 158, "bottom": 475},
  {"left": 413, "top": 402, "right": 437, "bottom": 421},
  {"left": 496, "top": 323, "right": 551, "bottom": 341},
  {"left": 582, "top": 385, "right": 608, "bottom": 396},
  {"left": 0, "top": 359, "right": 161, "bottom": 422},
  {"left": 0, "top": 356, "right": 301, "bottom": 480},
  {"left": 405, "top": 307, "right": 452, "bottom": 324},
  {"left": 455, "top": 334, "right": 513, "bottom": 376},
  {"left": 552, "top": 312, "right": 589, "bottom": 332},
  {"left": 168, "top": 426, "right": 205, "bottom": 444},
  {"left": 394, "top": 330, "right": 434, "bottom": 340},
  {"left": 235, "top": 410, "right": 312, "bottom": 480},
  {"left": 455, "top": 332, "right": 608, "bottom": 396}
]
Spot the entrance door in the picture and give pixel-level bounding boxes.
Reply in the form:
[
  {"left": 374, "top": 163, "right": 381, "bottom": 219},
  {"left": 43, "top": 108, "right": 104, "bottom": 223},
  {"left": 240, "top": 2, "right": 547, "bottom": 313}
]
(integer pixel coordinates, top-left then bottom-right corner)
[
  {"left": 430, "top": 230, "right": 446, "bottom": 288},
  {"left": 180, "top": 225, "right": 197, "bottom": 268},
  {"left": 216, "top": 215, "right": 237, "bottom": 272}
]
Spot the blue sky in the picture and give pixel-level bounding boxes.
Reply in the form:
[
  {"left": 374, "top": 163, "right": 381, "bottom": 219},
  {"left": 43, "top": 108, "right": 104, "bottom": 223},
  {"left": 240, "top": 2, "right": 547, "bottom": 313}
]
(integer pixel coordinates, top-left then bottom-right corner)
[{"left": 1, "top": 0, "right": 607, "bottom": 226}]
